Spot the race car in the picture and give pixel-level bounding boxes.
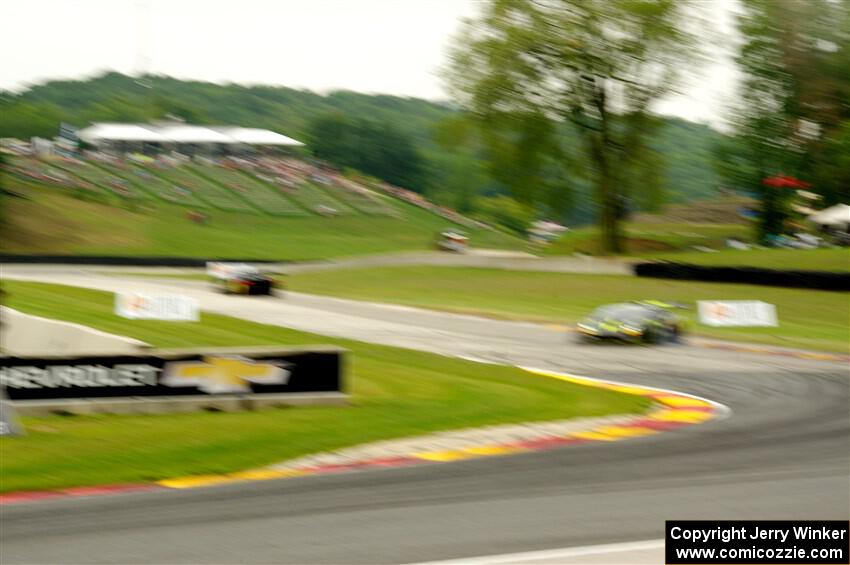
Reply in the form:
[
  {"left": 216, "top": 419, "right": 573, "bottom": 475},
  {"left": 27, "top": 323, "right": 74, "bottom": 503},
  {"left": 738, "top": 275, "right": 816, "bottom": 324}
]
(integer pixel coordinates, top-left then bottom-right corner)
[
  {"left": 576, "top": 301, "right": 684, "bottom": 344},
  {"left": 207, "top": 262, "right": 279, "bottom": 296},
  {"left": 435, "top": 229, "right": 469, "bottom": 253}
]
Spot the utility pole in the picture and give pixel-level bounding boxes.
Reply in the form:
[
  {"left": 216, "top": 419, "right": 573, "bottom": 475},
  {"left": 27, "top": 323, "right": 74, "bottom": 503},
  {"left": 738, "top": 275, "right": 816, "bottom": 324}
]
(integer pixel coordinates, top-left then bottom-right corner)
[{"left": 134, "top": 0, "right": 154, "bottom": 122}]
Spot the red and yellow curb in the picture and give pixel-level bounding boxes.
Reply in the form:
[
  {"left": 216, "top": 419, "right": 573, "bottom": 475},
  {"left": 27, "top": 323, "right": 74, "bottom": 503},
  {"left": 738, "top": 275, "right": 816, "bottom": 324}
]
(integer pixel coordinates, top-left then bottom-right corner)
[
  {"left": 0, "top": 367, "right": 727, "bottom": 504},
  {"left": 146, "top": 367, "right": 727, "bottom": 491},
  {"left": 517, "top": 367, "right": 722, "bottom": 435},
  {"left": 0, "top": 484, "right": 160, "bottom": 505}
]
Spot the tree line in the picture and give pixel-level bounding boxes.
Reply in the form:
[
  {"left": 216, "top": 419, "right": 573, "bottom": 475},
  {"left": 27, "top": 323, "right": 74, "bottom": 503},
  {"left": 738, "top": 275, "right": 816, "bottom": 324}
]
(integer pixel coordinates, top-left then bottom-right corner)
[
  {"left": 1, "top": 69, "right": 727, "bottom": 232},
  {"left": 446, "top": 0, "right": 849, "bottom": 250}
]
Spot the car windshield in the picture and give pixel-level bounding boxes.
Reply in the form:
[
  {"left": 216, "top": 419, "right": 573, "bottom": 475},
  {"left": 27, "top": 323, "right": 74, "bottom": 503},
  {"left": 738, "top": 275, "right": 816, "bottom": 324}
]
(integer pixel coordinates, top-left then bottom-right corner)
[{"left": 589, "top": 304, "right": 649, "bottom": 320}]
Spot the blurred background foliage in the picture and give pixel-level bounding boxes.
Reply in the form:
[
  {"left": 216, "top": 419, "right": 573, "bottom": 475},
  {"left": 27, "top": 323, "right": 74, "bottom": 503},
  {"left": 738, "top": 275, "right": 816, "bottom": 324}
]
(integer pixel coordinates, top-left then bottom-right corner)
[
  {"left": 0, "top": 71, "right": 724, "bottom": 229},
  {"left": 307, "top": 112, "right": 426, "bottom": 192},
  {"left": 444, "top": 0, "right": 705, "bottom": 252},
  {"left": 720, "top": 0, "right": 850, "bottom": 240},
  {"left": 1, "top": 0, "right": 847, "bottom": 244}
]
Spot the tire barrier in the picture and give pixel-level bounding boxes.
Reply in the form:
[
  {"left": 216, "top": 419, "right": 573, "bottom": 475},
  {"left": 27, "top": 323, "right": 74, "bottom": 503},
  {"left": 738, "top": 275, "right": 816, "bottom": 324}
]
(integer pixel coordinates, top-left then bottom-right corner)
[
  {"left": 0, "top": 254, "right": 282, "bottom": 267},
  {"left": 634, "top": 262, "right": 850, "bottom": 291}
]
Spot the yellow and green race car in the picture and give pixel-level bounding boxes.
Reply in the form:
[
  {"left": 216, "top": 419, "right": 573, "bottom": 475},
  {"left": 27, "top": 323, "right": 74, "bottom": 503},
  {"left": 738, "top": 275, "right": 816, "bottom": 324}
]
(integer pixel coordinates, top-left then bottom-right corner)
[{"left": 576, "top": 301, "right": 684, "bottom": 344}]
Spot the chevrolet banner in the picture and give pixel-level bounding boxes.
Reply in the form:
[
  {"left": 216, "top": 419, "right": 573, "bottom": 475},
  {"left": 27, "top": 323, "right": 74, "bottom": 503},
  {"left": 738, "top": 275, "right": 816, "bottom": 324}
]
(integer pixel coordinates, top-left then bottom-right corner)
[{"left": 0, "top": 348, "right": 343, "bottom": 401}]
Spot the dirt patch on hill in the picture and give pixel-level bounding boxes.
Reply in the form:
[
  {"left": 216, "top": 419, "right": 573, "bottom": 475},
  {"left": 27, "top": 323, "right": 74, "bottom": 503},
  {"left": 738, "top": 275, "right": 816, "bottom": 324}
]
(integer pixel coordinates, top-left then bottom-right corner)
[
  {"left": 632, "top": 196, "right": 756, "bottom": 225},
  {"left": 572, "top": 237, "right": 676, "bottom": 255},
  {"left": 623, "top": 238, "right": 678, "bottom": 253}
]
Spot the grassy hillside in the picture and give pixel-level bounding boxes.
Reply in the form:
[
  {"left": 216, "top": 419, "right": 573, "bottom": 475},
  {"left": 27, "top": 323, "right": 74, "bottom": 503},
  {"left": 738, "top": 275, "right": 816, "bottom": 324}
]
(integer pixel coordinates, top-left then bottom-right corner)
[
  {"left": 0, "top": 178, "right": 524, "bottom": 260},
  {"left": 2, "top": 72, "right": 727, "bottom": 221}
]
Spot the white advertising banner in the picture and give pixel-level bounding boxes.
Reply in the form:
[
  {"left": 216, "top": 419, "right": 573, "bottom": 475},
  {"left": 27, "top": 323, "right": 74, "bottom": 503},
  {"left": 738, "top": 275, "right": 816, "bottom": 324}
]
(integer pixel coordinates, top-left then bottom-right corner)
[
  {"left": 115, "top": 293, "right": 199, "bottom": 321},
  {"left": 698, "top": 300, "right": 778, "bottom": 327}
]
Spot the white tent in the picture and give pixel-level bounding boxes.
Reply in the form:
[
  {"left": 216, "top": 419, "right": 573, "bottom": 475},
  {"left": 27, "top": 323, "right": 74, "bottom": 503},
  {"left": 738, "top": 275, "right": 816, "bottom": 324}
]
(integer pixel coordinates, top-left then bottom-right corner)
[
  {"left": 76, "top": 122, "right": 303, "bottom": 147},
  {"left": 808, "top": 203, "right": 850, "bottom": 226},
  {"left": 215, "top": 127, "right": 304, "bottom": 146},
  {"left": 157, "top": 125, "right": 233, "bottom": 144},
  {"left": 77, "top": 123, "right": 169, "bottom": 144}
]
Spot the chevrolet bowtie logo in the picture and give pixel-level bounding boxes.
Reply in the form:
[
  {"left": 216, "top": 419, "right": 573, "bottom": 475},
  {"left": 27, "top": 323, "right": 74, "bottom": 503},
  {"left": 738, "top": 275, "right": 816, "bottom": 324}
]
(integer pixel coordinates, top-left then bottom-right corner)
[{"left": 161, "top": 356, "right": 290, "bottom": 394}]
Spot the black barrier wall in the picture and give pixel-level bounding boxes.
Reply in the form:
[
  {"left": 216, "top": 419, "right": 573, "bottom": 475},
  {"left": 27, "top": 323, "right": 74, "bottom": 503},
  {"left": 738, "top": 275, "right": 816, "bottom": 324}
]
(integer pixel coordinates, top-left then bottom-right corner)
[
  {"left": 634, "top": 262, "right": 850, "bottom": 291},
  {"left": 0, "top": 348, "right": 344, "bottom": 401},
  {"left": 0, "top": 255, "right": 283, "bottom": 267}
]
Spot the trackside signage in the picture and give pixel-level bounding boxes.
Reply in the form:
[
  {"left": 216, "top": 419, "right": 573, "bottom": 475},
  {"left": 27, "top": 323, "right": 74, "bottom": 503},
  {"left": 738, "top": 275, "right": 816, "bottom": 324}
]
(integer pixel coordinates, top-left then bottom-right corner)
[
  {"left": 697, "top": 300, "right": 778, "bottom": 327},
  {"left": 666, "top": 520, "right": 849, "bottom": 564},
  {"left": 0, "top": 348, "right": 343, "bottom": 401},
  {"left": 115, "top": 293, "right": 199, "bottom": 321},
  {"left": 0, "top": 387, "right": 24, "bottom": 436}
]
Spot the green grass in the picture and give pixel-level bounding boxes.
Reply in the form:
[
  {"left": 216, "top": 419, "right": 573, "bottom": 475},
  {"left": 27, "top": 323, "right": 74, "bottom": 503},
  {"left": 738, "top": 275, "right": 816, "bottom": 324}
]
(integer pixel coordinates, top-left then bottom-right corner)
[
  {"left": 184, "top": 164, "right": 274, "bottom": 214},
  {"left": 0, "top": 180, "right": 524, "bottom": 260},
  {"left": 543, "top": 223, "right": 752, "bottom": 256},
  {"left": 0, "top": 281, "right": 648, "bottom": 493},
  {"left": 542, "top": 223, "right": 849, "bottom": 271},
  {"left": 316, "top": 181, "right": 395, "bottom": 215},
  {"left": 290, "top": 181, "right": 358, "bottom": 214},
  {"left": 287, "top": 266, "right": 850, "bottom": 353},
  {"left": 644, "top": 248, "right": 850, "bottom": 271},
  {"left": 121, "top": 163, "right": 211, "bottom": 209}
]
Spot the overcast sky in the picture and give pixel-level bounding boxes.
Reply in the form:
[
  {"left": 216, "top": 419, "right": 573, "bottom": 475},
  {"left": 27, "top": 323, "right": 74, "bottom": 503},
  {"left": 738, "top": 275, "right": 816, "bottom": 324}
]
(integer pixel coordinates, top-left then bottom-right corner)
[{"left": 2, "top": 0, "right": 740, "bottom": 129}]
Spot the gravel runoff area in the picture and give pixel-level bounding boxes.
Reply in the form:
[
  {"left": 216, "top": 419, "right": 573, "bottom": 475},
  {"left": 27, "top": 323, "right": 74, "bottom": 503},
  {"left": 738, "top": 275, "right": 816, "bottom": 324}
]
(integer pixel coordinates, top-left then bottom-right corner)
[{"left": 267, "top": 413, "right": 642, "bottom": 471}]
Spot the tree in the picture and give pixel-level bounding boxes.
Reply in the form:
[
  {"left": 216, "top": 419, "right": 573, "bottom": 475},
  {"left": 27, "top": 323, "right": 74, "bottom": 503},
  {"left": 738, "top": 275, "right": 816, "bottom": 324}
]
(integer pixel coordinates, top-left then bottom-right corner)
[
  {"left": 306, "top": 112, "right": 427, "bottom": 192},
  {"left": 812, "top": 120, "right": 850, "bottom": 206},
  {"left": 150, "top": 96, "right": 210, "bottom": 124},
  {"left": 727, "top": 0, "right": 850, "bottom": 240},
  {"left": 446, "top": 0, "right": 700, "bottom": 253},
  {"left": 0, "top": 98, "right": 65, "bottom": 139},
  {"left": 1, "top": 71, "right": 728, "bottom": 214},
  {"left": 432, "top": 116, "right": 477, "bottom": 212},
  {"left": 474, "top": 194, "right": 534, "bottom": 233},
  {"left": 307, "top": 112, "right": 357, "bottom": 165},
  {"left": 79, "top": 95, "right": 150, "bottom": 124},
  {"left": 477, "top": 110, "right": 571, "bottom": 215},
  {"left": 354, "top": 119, "right": 425, "bottom": 191}
]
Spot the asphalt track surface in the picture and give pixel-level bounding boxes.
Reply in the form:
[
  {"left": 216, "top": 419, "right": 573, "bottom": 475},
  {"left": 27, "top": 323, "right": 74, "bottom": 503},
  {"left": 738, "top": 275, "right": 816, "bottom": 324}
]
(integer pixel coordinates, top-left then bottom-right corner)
[{"left": 1, "top": 267, "right": 848, "bottom": 564}]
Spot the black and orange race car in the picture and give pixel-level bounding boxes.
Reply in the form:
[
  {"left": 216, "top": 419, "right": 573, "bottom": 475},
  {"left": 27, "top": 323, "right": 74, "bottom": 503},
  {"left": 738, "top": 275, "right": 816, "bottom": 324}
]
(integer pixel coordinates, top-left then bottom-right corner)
[{"left": 208, "top": 262, "right": 280, "bottom": 296}]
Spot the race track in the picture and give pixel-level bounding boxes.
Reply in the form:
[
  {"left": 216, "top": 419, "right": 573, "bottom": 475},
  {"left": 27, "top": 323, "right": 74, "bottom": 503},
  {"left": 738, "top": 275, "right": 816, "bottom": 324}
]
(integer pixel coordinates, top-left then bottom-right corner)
[{"left": 2, "top": 268, "right": 848, "bottom": 564}]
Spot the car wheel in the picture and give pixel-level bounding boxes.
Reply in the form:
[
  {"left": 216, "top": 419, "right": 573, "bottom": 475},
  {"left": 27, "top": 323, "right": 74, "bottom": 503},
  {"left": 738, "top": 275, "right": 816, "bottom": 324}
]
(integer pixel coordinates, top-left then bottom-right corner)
[
  {"left": 575, "top": 333, "right": 594, "bottom": 344},
  {"left": 669, "top": 325, "right": 682, "bottom": 344},
  {"left": 642, "top": 327, "right": 660, "bottom": 344}
]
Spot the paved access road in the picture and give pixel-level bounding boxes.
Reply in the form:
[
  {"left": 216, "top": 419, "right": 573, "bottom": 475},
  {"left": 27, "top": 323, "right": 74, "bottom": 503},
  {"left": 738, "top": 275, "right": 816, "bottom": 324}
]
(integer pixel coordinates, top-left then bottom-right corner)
[{"left": 2, "top": 268, "right": 848, "bottom": 564}]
